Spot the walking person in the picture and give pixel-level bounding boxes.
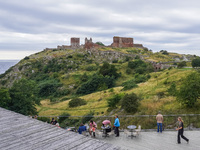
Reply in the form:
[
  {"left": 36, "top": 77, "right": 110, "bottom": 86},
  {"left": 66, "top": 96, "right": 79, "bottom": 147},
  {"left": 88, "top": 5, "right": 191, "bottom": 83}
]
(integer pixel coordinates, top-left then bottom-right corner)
[
  {"left": 176, "top": 117, "right": 189, "bottom": 144},
  {"left": 156, "top": 111, "right": 163, "bottom": 133},
  {"left": 114, "top": 115, "right": 120, "bottom": 137}
]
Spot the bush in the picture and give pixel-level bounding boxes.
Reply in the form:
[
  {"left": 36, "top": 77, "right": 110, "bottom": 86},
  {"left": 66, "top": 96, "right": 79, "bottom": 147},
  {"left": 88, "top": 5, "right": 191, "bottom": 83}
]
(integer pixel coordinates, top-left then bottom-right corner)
[
  {"left": 122, "top": 79, "right": 138, "bottom": 91},
  {"left": 121, "top": 93, "right": 139, "bottom": 113},
  {"left": 38, "top": 79, "right": 62, "bottom": 98},
  {"left": 99, "top": 62, "right": 120, "bottom": 79},
  {"left": 107, "top": 93, "right": 124, "bottom": 108},
  {"left": 134, "top": 74, "right": 148, "bottom": 83},
  {"left": 128, "top": 59, "right": 145, "bottom": 69},
  {"left": 69, "top": 98, "right": 87, "bottom": 108},
  {"left": 96, "top": 42, "right": 105, "bottom": 46},
  {"left": 192, "top": 58, "right": 200, "bottom": 68},
  {"left": 177, "top": 72, "right": 200, "bottom": 107},
  {"left": 76, "top": 74, "right": 115, "bottom": 95},
  {"left": 85, "top": 65, "right": 98, "bottom": 71},
  {"left": 167, "top": 82, "right": 177, "bottom": 96},
  {"left": 177, "top": 61, "right": 187, "bottom": 68},
  {"left": 112, "top": 59, "right": 118, "bottom": 63},
  {"left": 24, "top": 56, "right": 30, "bottom": 60},
  {"left": 126, "top": 68, "right": 132, "bottom": 74}
]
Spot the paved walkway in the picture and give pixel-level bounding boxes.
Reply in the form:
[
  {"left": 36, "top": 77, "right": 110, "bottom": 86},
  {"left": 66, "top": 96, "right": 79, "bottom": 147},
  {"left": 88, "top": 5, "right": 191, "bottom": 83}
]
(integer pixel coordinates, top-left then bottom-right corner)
[{"left": 99, "top": 131, "right": 200, "bottom": 150}]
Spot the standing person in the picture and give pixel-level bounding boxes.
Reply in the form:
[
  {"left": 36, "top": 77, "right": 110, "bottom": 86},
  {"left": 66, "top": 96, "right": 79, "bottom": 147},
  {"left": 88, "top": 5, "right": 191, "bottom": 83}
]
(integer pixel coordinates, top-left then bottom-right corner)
[
  {"left": 176, "top": 117, "right": 189, "bottom": 144},
  {"left": 89, "top": 120, "right": 97, "bottom": 137},
  {"left": 114, "top": 115, "right": 120, "bottom": 137},
  {"left": 156, "top": 111, "right": 163, "bottom": 133}
]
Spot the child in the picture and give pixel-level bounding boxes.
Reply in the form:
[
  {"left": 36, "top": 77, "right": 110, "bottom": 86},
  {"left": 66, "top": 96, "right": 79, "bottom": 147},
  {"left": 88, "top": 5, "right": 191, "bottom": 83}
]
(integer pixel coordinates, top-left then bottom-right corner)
[{"left": 92, "top": 124, "right": 96, "bottom": 137}]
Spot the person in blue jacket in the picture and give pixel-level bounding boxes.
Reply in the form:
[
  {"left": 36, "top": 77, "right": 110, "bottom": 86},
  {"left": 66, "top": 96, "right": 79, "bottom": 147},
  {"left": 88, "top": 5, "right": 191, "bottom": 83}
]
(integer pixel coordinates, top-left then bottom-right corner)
[
  {"left": 78, "top": 123, "right": 87, "bottom": 134},
  {"left": 114, "top": 115, "right": 120, "bottom": 137}
]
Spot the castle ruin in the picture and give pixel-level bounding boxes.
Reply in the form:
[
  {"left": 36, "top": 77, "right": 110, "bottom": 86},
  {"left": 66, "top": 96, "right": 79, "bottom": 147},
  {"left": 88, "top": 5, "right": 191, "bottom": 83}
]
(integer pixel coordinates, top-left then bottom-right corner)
[
  {"left": 111, "top": 36, "right": 134, "bottom": 48},
  {"left": 44, "top": 36, "right": 145, "bottom": 51},
  {"left": 71, "top": 38, "right": 80, "bottom": 48}
]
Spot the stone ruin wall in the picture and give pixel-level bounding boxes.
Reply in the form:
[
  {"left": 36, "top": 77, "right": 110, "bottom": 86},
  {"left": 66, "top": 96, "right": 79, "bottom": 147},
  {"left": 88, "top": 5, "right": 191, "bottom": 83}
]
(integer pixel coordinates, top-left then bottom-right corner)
[
  {"left": 112, "top": 36, "right": 134, "bottom": 48},
  {"left": 71, "top": 38, "right": 80, "bottom": 48},
  {"left": 84, "top": 37, "right": 101, "bottom": 49}
]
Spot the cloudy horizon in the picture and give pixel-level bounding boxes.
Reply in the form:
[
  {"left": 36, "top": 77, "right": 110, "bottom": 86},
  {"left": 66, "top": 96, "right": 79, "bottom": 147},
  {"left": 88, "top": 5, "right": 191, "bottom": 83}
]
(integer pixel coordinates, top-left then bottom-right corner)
[{"left": 1, "top": 0, "right": 200, "bottom": 60}]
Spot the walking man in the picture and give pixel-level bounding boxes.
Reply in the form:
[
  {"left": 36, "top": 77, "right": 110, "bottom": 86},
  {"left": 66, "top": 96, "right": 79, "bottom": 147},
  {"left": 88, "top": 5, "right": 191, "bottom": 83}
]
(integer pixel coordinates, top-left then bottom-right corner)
[{"left": 156, "top": 111, "right": 163, "bottom": 133}]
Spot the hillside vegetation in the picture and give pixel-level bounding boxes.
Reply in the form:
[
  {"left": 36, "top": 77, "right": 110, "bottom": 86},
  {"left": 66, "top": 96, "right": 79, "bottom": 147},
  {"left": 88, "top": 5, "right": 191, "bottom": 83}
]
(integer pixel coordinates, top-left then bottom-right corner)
[{"left": 0, "top": 47, "right": 199, "bottom": 122}]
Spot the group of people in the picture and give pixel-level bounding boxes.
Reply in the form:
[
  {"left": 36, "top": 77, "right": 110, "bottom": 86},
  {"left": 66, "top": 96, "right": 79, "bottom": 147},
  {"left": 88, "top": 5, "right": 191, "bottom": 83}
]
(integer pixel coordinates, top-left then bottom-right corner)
[
  {"left": 77, "top": 115, "right": 120, "bottom": 137},
  {"left": 156, "top": 111, "right": 189, "bottom": 144}
]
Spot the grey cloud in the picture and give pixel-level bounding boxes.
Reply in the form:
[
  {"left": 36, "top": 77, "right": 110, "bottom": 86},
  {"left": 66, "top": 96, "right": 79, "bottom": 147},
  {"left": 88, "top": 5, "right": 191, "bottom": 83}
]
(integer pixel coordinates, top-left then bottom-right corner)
[{"left": 1, "top": 0, "right": 200, "bottom": 59}]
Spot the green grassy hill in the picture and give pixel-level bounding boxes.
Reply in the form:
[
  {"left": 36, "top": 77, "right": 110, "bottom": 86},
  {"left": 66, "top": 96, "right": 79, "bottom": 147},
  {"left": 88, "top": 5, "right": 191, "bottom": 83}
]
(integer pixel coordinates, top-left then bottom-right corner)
[{"left": 0, "top": 47, "right": 198, "bottom": 119}]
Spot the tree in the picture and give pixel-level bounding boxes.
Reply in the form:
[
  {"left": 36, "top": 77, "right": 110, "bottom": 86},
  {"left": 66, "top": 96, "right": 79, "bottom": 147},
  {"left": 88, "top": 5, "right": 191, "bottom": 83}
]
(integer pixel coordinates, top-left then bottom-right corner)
[
  {"left": 192, "top": 58, "right": 200, "bottom": 68},
  {"left": 121, "top": 93, "right": 139, "bottom": 113},
  {"left": 0, "top": 88, "right": 11, "bottom": 109},
  {"left": 96, "top": 42, "right": 105, "bottom": 46},
  {"left": 99, "top": 62, "right": 120, "bottom": 79},
  {"left": 177, "top": 72, "right": 200, "bottom": 107},
  {"left": 9, "top": 79, "right": 38, "bottom": 115},
  {"left": 177, "top": 61, "right": 187, "bottom": 68}
]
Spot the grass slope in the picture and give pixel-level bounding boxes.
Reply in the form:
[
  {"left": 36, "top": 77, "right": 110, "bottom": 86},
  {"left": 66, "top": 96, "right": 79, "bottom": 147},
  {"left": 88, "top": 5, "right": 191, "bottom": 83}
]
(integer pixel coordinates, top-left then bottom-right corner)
[{"left": 37, "top": 68, "right": 200, "bottom": 117}]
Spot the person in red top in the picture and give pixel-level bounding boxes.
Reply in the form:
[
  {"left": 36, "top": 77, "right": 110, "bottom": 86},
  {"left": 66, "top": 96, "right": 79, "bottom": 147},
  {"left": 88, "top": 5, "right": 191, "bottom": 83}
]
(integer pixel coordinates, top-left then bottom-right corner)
[{"left": 89, "top": 120, "right": 97, "bottom": 137}]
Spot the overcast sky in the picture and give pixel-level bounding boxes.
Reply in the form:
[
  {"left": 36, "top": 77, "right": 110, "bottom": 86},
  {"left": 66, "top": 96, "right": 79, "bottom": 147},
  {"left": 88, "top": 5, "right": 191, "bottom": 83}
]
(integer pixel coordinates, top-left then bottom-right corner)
[{"left": 1, "top": 0, "right": 200, "bottom": 59}]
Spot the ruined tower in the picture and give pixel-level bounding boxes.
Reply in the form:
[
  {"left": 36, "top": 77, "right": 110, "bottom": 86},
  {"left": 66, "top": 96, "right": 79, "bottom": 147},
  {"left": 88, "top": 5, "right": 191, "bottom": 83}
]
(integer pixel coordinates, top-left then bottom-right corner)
[{"left": 71, "top": 38, "right": 80, "bottom": 48}]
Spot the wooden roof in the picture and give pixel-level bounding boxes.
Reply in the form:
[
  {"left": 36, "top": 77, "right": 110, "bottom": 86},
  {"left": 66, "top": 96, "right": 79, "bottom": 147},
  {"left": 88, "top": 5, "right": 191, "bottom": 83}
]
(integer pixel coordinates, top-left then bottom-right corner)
[{"left": 0, "top": 107, "right": 120, "bottom": 150}]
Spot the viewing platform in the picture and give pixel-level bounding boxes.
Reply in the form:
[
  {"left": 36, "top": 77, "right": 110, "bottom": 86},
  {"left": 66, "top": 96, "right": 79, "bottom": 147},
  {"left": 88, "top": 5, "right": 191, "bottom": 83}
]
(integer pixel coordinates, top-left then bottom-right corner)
[
  {"left": 1, "top": 107, "right": 200, "bottom": 150},
  {"left": 0, "top": 107, "right": 120, "bottom": 150}
]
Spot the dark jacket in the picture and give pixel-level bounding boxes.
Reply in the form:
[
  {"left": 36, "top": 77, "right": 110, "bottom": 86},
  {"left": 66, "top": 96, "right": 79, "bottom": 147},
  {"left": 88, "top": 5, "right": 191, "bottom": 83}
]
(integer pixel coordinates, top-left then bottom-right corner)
[{"left": 78, "top": 125, "right": 86, "bottom": 134}]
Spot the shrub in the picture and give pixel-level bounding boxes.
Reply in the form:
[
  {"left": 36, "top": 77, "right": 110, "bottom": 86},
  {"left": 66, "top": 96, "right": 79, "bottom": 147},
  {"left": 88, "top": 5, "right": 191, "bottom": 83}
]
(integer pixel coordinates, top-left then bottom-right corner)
[
  {"left": 85, "top": 65, "right": 98, "bottom": 71},
  {"left": 80, "top": 73, "right": 88, "bottom": 82},
  {"left": 112, "top": 59, "right": 118, "bottom": 63},
  {"left": 192, "top": 58, "right": 200, "bottom": 68},
  {"left": 69, "top": 98, "right": 87, "bottom": 108},
  {"left": 121, "top": 93, "right": 139, "bottom": 113},
  {"left": 126, "top": 68, "right": 132, "bottom": 74},
  {"left": 177, "top": 61, "right": 187, "bottom": 68},
  {"left": 157, "top": 92, "right": 165, "bottom": 99},
  {"left": 96, "top": 42, "right": 105, "bottom": 46},
  {"left": 134, "top": 74, "right": 147, "bottom": 83},
  {"left": 38, "top": 79, "right": 62, "bottom": 97},
  {"left": 76, "top": 74, "right": 115, "bottom": 95},
  {"left": 122, "top": 79, "right": 138, "bottom": 91},
  {"left": 24, "top": 56, "right": 30, "bottom": 60},
  {"left": 99, "top": 62, "right": 120, "bottom": 79},
  {"left": 177, "top": 72, "right": 200, "bottom": 107},
  {"left": 168, "top": 82, "right": 177, "bottom": 96},
  {"left": 107, "top": 93, "right": 124, "bottom": 108}
]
